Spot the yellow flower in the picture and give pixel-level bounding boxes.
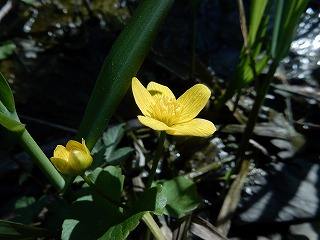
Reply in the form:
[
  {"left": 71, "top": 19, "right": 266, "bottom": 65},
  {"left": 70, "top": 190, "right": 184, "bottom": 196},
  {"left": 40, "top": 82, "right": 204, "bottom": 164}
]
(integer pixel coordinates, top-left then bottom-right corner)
[
  {"left": 50, "top": 138, "right": 93, "bottom": 176},
  {"left": 132, "top": 77, "right": 216, "bottom": 136}
]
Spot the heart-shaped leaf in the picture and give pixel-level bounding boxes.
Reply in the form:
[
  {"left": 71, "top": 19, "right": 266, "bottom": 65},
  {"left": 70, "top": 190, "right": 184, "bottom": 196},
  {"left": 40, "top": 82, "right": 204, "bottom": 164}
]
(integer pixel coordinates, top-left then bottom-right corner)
[{"left": 159, "top": 176, "right": 200, "bottom": 218}]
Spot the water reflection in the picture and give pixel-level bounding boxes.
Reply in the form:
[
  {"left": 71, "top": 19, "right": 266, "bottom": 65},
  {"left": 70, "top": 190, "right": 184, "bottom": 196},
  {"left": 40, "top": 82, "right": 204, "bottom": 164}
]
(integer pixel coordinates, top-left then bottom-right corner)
[{"left": 284, "top": 7, "right": 320, "bottom": 81}]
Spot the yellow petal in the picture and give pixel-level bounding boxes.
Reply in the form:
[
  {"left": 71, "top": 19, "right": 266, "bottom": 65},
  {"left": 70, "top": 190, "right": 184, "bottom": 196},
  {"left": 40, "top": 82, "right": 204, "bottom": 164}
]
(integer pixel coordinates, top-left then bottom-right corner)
[
  {"left": 147, "top": 81, "right": 176, "bottom": 100},
  {"left": 166, "top": 118, "right": 216, "bottom": 136},
  {"left": 81, "top": 138, "right": 91, "bottom": 155},
  {"left": 53, "top": 145, "right": 69, "bottom": 160},
  {"left": 50, "top": 157, "right": 73, "bottom": 175},
  {"left": 138, "top": 116, "right": 172, "bottom": 131},
  {"left": 132, "top": 77, "right": 154, "bottom": 116},
  {"left": 176, "top": 84, "right": 211, "bottom": 123},
  {"left": 66, "top": 140, "right": 83, "bottom": 151},
  {"left": 69, "top": 150, "right": 93, "bottom": 174},
  {"left": 51, "top": 139, "right": 93, "bottom": 176}
]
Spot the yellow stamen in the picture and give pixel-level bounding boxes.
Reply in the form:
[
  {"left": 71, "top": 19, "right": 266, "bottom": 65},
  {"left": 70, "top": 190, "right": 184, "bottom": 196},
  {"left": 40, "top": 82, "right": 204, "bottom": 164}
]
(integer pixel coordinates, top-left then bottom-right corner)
[{"left": 149, "top": 95, "right": 182, "bottom": 126}]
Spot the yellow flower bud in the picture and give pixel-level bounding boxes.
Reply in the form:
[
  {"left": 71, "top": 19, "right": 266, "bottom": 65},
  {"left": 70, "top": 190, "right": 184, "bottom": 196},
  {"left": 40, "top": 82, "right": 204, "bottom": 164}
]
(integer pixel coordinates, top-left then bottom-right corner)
[{"left": 50, "top": 138, "right": 93, "bottom": 176}]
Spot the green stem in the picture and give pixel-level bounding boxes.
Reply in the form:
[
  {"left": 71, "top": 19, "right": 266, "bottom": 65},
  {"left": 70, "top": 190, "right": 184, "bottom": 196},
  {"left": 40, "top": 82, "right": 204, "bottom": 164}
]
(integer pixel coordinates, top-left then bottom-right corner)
[
  {"left": 146, "top": 131, "right": 166, "bottom": 189},
  {"left": 224, "top": 60, "right": 279, "bottom": 184},
  {"left": 141, "top": 212, "right": 165, "bottom": 240},
  {"left": 236, "top": 60, "right": 279, "bottom": 163},
  {"left": 218, "top": 60, "right": 279, "bottom": 235},
  {"left": 17, "top": 130, "right": 66, "bottom": 192},
  {"left": 81, "top": 174, "right": 127, "bottom": 209}
]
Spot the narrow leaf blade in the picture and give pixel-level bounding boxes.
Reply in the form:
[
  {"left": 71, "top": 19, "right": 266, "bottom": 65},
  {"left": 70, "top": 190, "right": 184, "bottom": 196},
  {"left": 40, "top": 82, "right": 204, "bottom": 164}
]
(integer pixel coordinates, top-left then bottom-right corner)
[
  {"left": 76, "top": 0, "right": 174, "bottom": 150},
  {"left": 0, "top": 72, "right": 16, "bottom": 113}
]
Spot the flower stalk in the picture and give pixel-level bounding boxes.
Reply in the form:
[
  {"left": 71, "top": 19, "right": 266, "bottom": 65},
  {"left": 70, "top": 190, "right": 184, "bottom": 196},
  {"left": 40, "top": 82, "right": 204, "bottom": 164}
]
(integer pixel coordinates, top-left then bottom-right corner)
[
  {"left": 18, "top": 130, "right": 66, "bottom": 192},
  {"left": 146, "top": 131, "right": 166, "bottom": 189},
  {"left": 141, "top": 212, "right": 165, "bottom": 240}
]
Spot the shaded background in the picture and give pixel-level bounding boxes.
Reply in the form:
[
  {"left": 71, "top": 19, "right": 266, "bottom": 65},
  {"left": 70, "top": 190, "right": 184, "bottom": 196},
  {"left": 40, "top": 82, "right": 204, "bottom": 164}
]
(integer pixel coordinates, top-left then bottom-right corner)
[{"left": 1, "top": 0, "right": 320, "bottom": 239}]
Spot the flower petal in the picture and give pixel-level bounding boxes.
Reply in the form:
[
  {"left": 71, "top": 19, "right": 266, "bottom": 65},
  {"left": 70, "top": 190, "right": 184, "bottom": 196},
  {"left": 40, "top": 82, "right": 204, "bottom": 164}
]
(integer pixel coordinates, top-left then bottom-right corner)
[
  {"left": 66, "top": 140, "right": 83, "bottom": 151},
  {"left": 166, "top": 118, "right": 216, "bottom": 136},
  {"left": 177, "top": 84, "right": 211, "bottom": 122},
  {"left": 132, "top": 77, "right": 154, "bottom": 116},
  {"left": 50, "top": 157, "right": 72, "bottom": 175},
  {"left": 69, "top": 150, "right": 93, "bottom": 173},
  {"left": 53, "top": 145, "right": 69, "bottom": 160},
  {"left": 81, "top": 138, "right": 91, "bottom": 155},
  {"left": 138, "top": 116, "right": 172, "bottom": 131},
  {"left": 147, "top": 81, "right": 176, "bottom": 100}
]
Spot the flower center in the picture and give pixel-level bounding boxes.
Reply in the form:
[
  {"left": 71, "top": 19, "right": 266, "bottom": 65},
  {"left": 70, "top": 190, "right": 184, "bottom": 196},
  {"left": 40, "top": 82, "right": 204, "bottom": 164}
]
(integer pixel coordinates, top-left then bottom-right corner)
[{"left": 149, "top": 95, "right": 182, "bottom": 126}]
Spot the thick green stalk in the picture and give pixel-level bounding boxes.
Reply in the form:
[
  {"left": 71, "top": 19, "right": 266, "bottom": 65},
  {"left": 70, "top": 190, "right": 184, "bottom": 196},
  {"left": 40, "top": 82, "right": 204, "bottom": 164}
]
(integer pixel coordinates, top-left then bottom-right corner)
[
  {"left": 0, "top": 74, "right": 73, "bottom": 198},
  {"left": 146, "top": 131, "right": 166, "bottom": 189},
  {"left": 141, "top": 212, "right": 165, "bottom": 240},
  {"left": 76, "top": 0, "right": 174, "bottom": 150},
  {"left": 17, "top": 130, "right": 66, "bottom": 192}
]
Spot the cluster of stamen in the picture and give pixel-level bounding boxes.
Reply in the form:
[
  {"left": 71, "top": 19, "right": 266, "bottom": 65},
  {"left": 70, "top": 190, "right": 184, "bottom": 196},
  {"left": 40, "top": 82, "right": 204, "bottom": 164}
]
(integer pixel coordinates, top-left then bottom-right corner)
[{"left": 149, "top": 95, "right": 182, "bottom": 126}]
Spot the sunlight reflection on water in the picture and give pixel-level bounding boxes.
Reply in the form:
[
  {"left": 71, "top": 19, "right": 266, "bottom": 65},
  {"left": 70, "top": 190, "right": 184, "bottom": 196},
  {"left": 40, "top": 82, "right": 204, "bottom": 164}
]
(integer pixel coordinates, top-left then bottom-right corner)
[{"left": 284, "top": 7, "right": 320, "bottom": 81}]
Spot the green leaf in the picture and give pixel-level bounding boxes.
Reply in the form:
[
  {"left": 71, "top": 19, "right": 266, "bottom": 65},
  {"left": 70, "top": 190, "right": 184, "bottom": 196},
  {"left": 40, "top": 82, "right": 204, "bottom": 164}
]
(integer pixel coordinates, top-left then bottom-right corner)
[
  {"left": 13, "top": 196, "right": 54, "bottom": 225},
  {"left": 0, "top": 41, "right": 16, "bottom": 60},
  {"left": 271, "top": 0, "right": 309, "bottom": 60},
  {"left": 15, "top": 196, "right": 36, "bottom": 209},
  {"left": 108, "top": 147, "right": 134, "bottom": 165},
  {"left": 0, "top": 71, "right": 18, "bottom": 121},
  {"left": 0, "top": 111, "right": 25, "bottom": 134},
  {"left": 90, "top": 145, "right": 105, "bottom": 169},
  {"left": 0, "top": 72, "right": 16, "bottom": 114},
  {"left": 90, "top": 144, "right": 106, "bottom": 169},
  {"left": 62, "top": 167, "right": 144, "bottom": 240},
  {"left": 159, "top": 176, "right": 200, "bottom": 218},
  {"left": 91, "top": 124, "right": 134, "bottom": 168},
  {"left": 128, "top": 185, "right": 167, "bottom": 216},
  {"left": 248, "top": 0, "right": 268, "bottom": 43},
  {"left": 13, "top": 197, "right": 37, "bottom": 224},
  {"left": 98, "top": 212, "right": 144, "bottom": 240},
  {"left": 89, "top": 166, "right": 125, "bottom": 196},
  {"left": 62, "top": 167, "right": 124, "bottom": 239},
  {"left": 102, "top": 124, "right": 129, "bottom": 163},
  {"left": 0, "top": 220, "right": 58, "bottom": 239},
  {"left": 76, "top": 0, "right": 174, "bottom": 150},
  {"left": 102, "top": 124, "right": 126, "bottom": 160}
]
